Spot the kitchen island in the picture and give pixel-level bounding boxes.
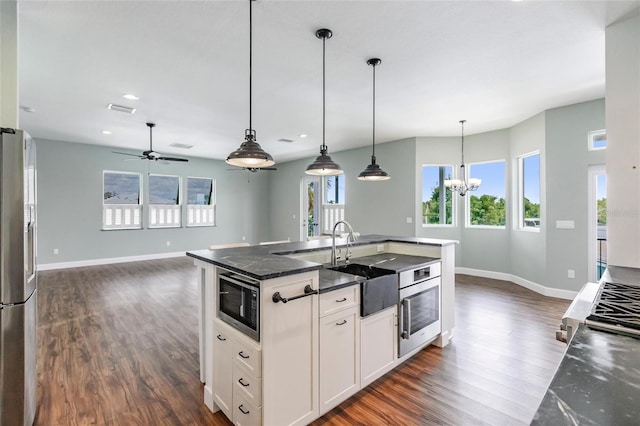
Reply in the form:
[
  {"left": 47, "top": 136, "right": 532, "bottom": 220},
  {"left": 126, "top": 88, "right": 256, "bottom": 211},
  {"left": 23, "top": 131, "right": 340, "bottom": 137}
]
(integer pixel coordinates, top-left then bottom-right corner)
[{"left": 187, "top": 235, "right": 457, "bottom": 426}]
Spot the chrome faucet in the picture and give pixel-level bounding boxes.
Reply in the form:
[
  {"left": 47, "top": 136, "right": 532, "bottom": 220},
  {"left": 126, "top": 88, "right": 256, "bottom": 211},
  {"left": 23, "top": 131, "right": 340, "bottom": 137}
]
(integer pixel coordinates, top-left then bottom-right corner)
[{"left": 331, "top": 220, "right": 357, "bottom": 266}]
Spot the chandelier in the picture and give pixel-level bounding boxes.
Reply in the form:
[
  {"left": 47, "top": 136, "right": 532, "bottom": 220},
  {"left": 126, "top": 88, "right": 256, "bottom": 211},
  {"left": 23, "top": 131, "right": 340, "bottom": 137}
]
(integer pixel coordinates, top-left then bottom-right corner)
[{"left": 444, "top": 120, "right": 481, "bottom": 196}]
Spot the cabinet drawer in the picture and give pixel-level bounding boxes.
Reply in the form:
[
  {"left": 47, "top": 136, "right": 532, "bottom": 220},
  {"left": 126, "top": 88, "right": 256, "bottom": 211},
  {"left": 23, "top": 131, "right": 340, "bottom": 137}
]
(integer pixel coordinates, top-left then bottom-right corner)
[
  {"left": 233, "top": 339, "right": 261, "bottom": 378},
  {"left": 234, "top": 393, "right": 262, "bottom": 426},
  {"left": 233, "top": 361, "right": 262, "bottom": 407},
  {"left": 320, "top": 285, "right": 359, "bottom": 317}
]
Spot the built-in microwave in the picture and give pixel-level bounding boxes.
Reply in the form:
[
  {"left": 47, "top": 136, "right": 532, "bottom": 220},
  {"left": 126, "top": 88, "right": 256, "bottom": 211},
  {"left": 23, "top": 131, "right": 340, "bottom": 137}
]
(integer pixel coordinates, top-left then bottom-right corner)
[{"left": 217, "top": 272, "right": 260, "bottom": 341}]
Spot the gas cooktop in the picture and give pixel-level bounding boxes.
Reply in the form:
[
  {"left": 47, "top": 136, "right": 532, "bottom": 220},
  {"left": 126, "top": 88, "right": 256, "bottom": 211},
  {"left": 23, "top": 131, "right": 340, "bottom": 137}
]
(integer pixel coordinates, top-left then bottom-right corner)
[{"left": 586, "top": 282, "right": 640, "bottom": 337}]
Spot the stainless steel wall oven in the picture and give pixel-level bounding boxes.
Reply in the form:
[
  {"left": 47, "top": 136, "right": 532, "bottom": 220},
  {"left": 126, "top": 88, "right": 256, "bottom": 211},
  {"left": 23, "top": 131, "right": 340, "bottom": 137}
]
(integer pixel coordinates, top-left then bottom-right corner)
[
  {"left": 218, "top": 271, "right": 260, "bottom": 341},
  {"left": 398, "top": 262, "right": 441, "bottom": 357}
]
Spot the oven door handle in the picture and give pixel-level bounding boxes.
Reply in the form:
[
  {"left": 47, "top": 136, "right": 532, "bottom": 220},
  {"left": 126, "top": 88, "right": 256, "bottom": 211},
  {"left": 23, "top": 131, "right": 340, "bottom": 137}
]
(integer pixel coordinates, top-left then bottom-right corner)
[{"left": 401, "top": 298, "right": 411, "bottom": 339}]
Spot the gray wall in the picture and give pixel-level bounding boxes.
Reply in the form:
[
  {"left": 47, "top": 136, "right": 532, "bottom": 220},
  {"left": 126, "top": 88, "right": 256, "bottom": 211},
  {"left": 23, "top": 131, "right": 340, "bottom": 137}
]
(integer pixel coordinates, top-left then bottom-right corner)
[
  {"left": 509, "top": 112, "right": 546, "bottom": 285},
  {"left": 36, "top": 138, "right": 271, "bottom": 264},
  {"left": 545, "top": 99, "right": 605, "bottom": 291},
  {"left": 269, "top": 139, "right": 416, "bottom": 241}
]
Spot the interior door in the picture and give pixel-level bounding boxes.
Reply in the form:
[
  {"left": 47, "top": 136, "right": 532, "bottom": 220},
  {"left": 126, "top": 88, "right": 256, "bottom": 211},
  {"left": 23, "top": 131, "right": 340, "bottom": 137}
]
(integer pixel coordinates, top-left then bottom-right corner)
[{"left": 301, "top": 177, "right": 321, "bottom": 241}]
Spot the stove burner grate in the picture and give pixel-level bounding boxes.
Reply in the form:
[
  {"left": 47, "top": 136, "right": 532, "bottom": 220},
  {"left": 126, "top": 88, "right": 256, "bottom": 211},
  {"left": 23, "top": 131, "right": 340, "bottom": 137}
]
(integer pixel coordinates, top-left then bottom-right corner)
[{"left": 586, "top": 282, "right": 640, "bottom": 335}]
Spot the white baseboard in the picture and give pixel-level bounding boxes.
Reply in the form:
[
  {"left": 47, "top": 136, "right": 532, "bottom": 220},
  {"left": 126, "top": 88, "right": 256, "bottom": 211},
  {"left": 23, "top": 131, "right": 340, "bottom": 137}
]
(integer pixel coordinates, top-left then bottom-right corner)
[
  {"left": 456, "top": 267, "right": 577, "bottom": 300},
  {"left": 38, "top": 251, "right": 187, "bottom": 271}
]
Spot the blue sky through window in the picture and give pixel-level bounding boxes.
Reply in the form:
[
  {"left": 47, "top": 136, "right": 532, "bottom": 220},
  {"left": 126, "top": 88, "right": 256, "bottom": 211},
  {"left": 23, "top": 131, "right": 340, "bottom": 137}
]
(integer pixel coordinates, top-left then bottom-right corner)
[
  {"left": 422, "top": 165, "right": 452, "bottom": 201},
  {"left": 523, "top": 154, "right": 540, "bottom": 204},
  {"left": 468, "top": 161, "right": 506, "bottom": 199}
]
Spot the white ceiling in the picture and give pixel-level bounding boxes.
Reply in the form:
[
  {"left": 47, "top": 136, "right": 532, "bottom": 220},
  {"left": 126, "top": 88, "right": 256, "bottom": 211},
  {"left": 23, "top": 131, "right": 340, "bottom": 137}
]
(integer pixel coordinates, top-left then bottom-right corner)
[{"left": 17, "top": 0, "right": 638, "bottom": 163}]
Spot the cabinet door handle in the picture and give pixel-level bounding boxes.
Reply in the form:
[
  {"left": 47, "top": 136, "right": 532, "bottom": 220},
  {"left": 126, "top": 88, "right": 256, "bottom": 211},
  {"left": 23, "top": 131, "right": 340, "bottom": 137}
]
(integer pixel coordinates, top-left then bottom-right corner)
[
  {"left": 336, "top": 297, "right": 347, "bottom": 302},
  {"left": 336, "top": 319, "right": 347, "bottom": 326},
  {"left": 216, "top": 334, "right": 226, "bottom": 341},
  {"left": 272, "top": 284, "right": 318, "bottom": 303},
  {"left": 238, "top": 351, "right": 250, "bottom": 359},
  {"left": 238, "top": 404, "right": 250, "bottom": 415},
  {"left": 238, "top": 378, "right": 250, "bottom": 387}
]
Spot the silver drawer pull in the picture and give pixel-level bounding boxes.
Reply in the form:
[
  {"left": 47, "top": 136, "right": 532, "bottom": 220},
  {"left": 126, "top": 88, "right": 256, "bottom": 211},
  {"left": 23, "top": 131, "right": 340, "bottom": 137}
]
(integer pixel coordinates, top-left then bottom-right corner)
[
  {"left": 238, "top": 378, "right": 250, "bottom": 387},
  {"left": 336, "top": 297, "right": 347, "bottom": 302},
  {"left": 238, "top": 351, "right": 250, "bottom": 359},
  {"left": 238, "top": 404, "right": 250, "bottom": 415},
  {"left": 336, "top": 319, "right": 347, "bottom": 326}
]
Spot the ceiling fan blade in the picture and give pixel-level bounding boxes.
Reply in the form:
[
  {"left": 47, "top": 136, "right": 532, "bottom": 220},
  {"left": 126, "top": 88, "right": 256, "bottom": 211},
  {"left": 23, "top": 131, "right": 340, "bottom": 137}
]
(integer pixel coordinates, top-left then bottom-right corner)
[
  {"left": 261, "top": 167, "right": 278, "bottom": 171},
  {"left": 157, "top": 156, "right": 188, "bottom": 162},
  {"left": 113, "top": 151, "right": 144, "bottom": 158}
]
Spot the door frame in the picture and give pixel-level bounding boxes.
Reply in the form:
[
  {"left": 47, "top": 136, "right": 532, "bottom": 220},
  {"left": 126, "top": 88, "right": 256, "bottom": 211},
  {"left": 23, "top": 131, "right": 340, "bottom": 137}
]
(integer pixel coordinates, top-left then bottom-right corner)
[{"left": 587, "top": 164, "right": 606, "bottom": 282}]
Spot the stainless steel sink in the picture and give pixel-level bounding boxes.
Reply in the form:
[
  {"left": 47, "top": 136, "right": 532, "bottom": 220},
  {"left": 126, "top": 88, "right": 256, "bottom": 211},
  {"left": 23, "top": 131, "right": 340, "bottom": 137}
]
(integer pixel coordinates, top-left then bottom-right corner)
[{"left": 327, "top": 263, "right": 398, "bottom": 317}]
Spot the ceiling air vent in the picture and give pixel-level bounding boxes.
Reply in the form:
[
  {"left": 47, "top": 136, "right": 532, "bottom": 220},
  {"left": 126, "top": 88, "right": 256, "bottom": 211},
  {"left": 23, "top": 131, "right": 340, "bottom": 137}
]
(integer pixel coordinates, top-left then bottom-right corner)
[
  {"left": 107, "top": 103, "right": 136, "bottom": 114},
  {"left": 277, "top": 138, "right": 294, "bottom": 143},
  {"left": 169, "top": 142, "right": 194, "bottom": 149}
]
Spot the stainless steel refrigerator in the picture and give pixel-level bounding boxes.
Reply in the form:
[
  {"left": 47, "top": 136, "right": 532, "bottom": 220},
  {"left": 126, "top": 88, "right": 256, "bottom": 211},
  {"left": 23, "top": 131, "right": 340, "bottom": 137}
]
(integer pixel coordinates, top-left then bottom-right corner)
[{"left": 0, "top": 128, "right": 37, "bottom": 426}]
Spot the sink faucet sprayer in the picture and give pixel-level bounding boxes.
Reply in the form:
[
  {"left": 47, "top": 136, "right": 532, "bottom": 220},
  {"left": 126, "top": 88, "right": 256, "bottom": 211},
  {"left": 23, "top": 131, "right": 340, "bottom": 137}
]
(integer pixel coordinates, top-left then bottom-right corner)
[{"left": 331, "top": 220, "right": 357, "bottom": 266}]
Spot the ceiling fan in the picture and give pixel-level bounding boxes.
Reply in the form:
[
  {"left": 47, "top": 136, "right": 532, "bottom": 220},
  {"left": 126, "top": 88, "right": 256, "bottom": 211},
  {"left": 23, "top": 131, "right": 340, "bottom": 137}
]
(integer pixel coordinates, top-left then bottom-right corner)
[{"left": 113, "top": 122, "right": 189, "bottom": 164}]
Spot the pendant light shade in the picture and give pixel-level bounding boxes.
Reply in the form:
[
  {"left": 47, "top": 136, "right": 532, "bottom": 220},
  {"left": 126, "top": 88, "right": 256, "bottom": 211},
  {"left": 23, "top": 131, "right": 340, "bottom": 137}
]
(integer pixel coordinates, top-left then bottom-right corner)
[
  {"left": 226, "top": 0, "right": 275, "bottom": 169},
  {"left": 358, "top": 58, "right": 390, "bottom": 181},
  {"left": 305, "top": 28, "right": 343, "bottom": 176}
]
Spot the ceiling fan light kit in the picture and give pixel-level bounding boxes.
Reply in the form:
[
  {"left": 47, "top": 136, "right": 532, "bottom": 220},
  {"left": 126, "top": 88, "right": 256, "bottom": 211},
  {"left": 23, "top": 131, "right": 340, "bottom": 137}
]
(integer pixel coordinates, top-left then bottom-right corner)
[
  {"left": 226, "top": 0, "right": 275, "bottom": 170},
  {"left": 358, "top": 57, "right": 390, "bottom": 181},
  {"left": 112, "top": 122, "right": 188, "bottom": 163},
  {"left": 305, "top": 28, "right": 343, "bottom": 176}
]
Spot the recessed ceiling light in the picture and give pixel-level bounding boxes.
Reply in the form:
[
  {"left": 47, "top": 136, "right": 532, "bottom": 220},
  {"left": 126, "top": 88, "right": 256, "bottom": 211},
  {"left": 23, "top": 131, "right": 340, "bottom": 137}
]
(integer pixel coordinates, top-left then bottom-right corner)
[
  {"left": 123, "top": 94, "right": 139, "bottom": 100},
  {"left": 102, "top": 130, "right": 112, "bottom": 135},
  {"left": 20, "top": 106, "right": 36, "bottom": 113},
  {"left": 299, "top": 134, "right": 308, "bottom": 138},
  {"left": 107, "top": 103, "right": 136, "bottom": 114}
]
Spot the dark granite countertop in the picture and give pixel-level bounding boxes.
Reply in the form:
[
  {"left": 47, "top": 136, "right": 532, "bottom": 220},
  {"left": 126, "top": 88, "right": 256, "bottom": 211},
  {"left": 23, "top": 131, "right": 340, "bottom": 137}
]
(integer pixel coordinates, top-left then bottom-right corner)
[
  {"left": 531, "top": 324, "right": 640, "bottom": 425},
  {"left": 186, "top": 234, "right": 456, "bottom": 281},
  {"left": 341, "top": 253, "right": 440, "bottom": 273}
]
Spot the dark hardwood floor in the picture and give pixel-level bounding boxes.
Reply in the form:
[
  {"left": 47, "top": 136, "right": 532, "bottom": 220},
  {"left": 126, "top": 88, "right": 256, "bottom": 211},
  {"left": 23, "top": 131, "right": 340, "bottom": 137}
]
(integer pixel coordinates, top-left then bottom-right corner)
[{"left": 36, "top": 257, "right": 569, "bottom": 425}]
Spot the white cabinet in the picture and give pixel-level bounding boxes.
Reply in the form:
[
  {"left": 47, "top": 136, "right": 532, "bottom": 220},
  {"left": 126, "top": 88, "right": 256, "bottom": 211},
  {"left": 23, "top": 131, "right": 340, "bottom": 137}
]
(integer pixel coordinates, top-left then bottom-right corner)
[
  {"left": 261, "top": 272, "right": 319, "bottom": 426},
  {"left": 360, "top": 306, "right": 397, "bottom": 387},
  {"left": 319, "top": 306, "right": 360, "bottom": 414},
  {"left": 212, "top": 325, "right": 233, "bottom": 419},
  {"left": 213, "top": 319, "right": 262, "bottom": 425}
]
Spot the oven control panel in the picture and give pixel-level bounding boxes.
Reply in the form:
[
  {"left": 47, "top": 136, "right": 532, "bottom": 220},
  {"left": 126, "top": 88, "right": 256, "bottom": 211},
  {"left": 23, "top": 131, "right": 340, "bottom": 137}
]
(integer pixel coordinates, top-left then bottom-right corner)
[{"left": 399, "top": 262, "right": 441, "bottom": 289}]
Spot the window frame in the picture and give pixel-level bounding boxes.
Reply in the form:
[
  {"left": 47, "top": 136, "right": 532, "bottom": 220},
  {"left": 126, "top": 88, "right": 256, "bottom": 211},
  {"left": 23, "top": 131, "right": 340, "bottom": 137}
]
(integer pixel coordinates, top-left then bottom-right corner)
[
  {"left": 186, "top": 176, "right": 216, "bottom": 228},
  {"left": 102, "top": 170, "right": 143, "bottom": 230},
  {"left": 465, "top": 159, "right": 507, "bottom": 229},
  {"left": 148, "top": 173, "right": 182, "bottom": 229},
  {"left": 517, "top": 151, "right": 541, "bottom": 233},
  {"left": 421, "top": 164, "right": 455, "bottom": 228},
  {"left": 588, "top": 129, "right": 607, "bottom": 151}
]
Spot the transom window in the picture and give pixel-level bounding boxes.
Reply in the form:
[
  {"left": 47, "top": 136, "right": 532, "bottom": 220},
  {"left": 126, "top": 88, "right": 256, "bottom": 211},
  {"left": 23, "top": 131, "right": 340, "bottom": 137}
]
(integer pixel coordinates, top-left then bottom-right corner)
[
  {"left": 467, "top": 160, "right": 506, "bottom": 228},
  {"left": 588, "top": 129, "right": 607, "bottom": 151},
  {"left": 102, "top": 171, "right": 142, "bottom": 230},
  {"left": 422, "top": 165, "right": 454, "bottom": 226}
]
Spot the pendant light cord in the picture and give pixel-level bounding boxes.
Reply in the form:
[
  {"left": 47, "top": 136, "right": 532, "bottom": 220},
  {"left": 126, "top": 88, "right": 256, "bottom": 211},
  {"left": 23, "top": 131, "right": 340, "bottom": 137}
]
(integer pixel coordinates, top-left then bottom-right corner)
[
  {"left": 372, "top": 63, "right": 376, "bottom": 158},
  {"left": 249, "top": 0, "right": 253, "bottom": 134},
  {"left": 322, "top": 34, "right": 326, "bottom": 151}
]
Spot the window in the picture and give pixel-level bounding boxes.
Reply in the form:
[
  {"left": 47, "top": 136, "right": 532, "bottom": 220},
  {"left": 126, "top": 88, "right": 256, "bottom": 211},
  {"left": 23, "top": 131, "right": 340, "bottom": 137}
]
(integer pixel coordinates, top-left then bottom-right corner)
[
  {"left": 322, "top": 175, "right": 345, "bottom": 233},
  {"left": 588, "top": 129, "right": 607, "bottom": 151},
  {"left": 149, "top": 174, "right": 181, "bottom": 228},
  {"left": 518, "top": 153, "right": 541, "bottom": 230},
  {"left": 421, "top": 165, "right": 453, "bottom": 226},
  {"left": 187, "top": 177, "right": 215, "bottom": 227},
  {"left": 467, "top": 160, "right": 506, "bottom": 227},
  {"left": 102, "top": 171, "right": 142, "bottom": 230}
]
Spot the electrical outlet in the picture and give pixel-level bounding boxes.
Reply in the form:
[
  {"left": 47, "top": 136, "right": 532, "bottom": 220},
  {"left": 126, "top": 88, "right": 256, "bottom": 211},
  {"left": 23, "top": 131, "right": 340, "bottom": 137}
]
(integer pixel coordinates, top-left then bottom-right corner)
[
  {"left": 166, "top": 241, "right": 171, "bottom": 247},
  {"left": 406, "top": 217, "right": 413, "bottom": 224},
  {"left": 53, "top": 248, "right": 59, "bottom": 255},
  {"left": 242, "top": 236, "right": 246, "bottom": 241},
  {"left": 568, "top": 269, "right": 575, "bottom": 279},
  {"left": 377, "top": 244, "right": 384, "bottom": 252}
]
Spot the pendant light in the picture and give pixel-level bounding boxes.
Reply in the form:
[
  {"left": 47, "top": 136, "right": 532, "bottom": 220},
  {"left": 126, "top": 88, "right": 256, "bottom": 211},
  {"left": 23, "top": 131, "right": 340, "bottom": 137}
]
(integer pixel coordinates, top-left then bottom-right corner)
[
  {"left": 226, "top": 0, "right": 275, "bottom": 169},
  {"left": 305, "top": 29, "right": 343, "bottom": 176},
  {"left": 358, "top": 58, "right": 390, "bottom": 181},
  {"left": 444, "top": 120, "right": 481, "bottom": 196}
]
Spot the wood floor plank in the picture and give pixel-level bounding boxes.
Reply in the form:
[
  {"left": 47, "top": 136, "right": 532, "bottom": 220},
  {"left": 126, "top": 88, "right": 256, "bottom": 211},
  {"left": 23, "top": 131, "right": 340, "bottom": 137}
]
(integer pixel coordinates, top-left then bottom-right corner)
[{"left": 35, "top": 259, "right": 569, "bottom": 425}]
